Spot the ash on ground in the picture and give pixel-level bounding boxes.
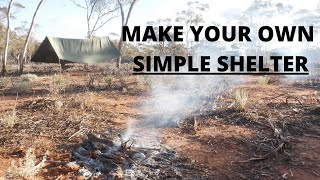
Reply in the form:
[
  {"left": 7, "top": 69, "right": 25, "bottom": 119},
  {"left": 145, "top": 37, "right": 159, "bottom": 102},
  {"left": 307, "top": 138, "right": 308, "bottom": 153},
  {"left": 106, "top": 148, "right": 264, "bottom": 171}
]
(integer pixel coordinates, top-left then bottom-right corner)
[{"left": 71, "top": 133, "right": 208, "bottom": 179}]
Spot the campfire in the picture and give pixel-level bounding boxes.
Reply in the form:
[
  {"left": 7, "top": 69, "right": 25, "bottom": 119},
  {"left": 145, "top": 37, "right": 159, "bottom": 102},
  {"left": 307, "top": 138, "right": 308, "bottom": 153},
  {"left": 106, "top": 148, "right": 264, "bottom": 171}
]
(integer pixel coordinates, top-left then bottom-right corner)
[{"left": 71, "top": 133, "right": 186, "bottom": 179}]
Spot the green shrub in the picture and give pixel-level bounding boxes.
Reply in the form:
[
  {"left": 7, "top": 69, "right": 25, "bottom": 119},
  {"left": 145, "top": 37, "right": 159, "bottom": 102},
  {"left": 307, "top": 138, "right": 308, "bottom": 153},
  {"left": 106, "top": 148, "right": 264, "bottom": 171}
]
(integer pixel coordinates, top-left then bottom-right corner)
[{"left": 103, "top": 76, "right": 113, "bottom": 87}]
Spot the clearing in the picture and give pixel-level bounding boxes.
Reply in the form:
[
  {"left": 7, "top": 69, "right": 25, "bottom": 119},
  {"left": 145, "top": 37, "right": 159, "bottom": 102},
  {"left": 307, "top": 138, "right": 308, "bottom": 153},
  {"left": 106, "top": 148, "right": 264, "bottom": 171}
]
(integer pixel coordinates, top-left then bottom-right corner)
[{"left": 0, "top": 64, "right": 319, "bottom": 179}]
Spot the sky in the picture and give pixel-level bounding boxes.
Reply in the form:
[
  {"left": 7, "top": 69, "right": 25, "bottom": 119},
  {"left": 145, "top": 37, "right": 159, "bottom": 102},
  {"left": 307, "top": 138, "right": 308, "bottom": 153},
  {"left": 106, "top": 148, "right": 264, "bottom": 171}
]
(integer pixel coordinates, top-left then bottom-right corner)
[{"left": 5, "top": 0, "right": 320, "bottom": 41}]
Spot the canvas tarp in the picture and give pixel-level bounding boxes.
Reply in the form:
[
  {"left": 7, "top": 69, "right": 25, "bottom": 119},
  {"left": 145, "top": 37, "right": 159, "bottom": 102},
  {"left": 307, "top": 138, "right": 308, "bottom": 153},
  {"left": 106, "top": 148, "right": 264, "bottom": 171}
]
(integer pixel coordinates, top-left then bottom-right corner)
[{"left": 31, "top": 36, "right": 120, "bottom": 64}]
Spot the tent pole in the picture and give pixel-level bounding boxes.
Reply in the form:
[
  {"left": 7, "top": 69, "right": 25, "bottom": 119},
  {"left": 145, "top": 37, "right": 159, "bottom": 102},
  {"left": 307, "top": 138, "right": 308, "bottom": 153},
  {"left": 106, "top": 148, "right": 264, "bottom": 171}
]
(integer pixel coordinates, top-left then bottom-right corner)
[{"left": 58, "top": 58, "right": 62, "bottom": 74}]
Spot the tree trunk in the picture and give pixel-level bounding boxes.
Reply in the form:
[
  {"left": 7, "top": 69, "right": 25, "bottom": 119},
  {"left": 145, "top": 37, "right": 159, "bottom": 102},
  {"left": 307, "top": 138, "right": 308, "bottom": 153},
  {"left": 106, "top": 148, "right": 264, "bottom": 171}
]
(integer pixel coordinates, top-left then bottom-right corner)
[
  {"left": 19, "top": 0, "right": 45, "bottom": 75},
  {"left": 116, "top": 0, "right": 137, "bottom": 69},
  {"left": 2, "top": 0, "right": 14, "bottom": 77},
  {"left": 116, "top": 0, "right": 125, "bottom": 69}
]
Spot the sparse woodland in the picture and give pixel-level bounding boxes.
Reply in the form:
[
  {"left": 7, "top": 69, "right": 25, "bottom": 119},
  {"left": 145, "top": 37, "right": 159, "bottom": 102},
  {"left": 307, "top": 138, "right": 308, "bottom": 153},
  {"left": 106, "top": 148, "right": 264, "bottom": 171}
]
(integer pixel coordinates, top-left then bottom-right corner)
[{"left": 0, "top": 0, "right": 320, "bottom": 179}]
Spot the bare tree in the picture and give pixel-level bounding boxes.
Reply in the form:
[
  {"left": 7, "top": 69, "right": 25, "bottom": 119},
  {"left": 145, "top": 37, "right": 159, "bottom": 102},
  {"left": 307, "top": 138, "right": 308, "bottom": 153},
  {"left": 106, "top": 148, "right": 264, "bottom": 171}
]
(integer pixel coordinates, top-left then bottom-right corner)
[
  {"left": 116, "top": 0, "right": 137, "bottom": 68},
  {"left": 2, "top": 0, "right": 13, "bottom": 76},
  {"left": 71, "top": 0, "right": 119, "bottom": 38},
  {"left": 18, "top": 0, "right": 45, "bottom": 75}
]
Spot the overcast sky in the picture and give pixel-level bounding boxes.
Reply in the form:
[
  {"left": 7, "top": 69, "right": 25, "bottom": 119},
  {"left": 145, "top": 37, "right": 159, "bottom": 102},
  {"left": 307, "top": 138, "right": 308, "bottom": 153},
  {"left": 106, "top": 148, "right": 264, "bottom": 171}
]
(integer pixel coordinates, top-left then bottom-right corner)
[{"left": 6, "top": 0, "right": 320, "bottom": 40}]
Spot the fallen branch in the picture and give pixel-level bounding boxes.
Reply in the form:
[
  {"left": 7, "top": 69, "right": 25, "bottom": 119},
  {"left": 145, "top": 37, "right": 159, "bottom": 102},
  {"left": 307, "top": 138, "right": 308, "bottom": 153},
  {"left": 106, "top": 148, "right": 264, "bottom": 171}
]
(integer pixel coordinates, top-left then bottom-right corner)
[
  {"left": 267, "top": 119, "right": 289, "bottom": 143},
  {"left": 46, "top": 161, "right": 69, "bottom": 166},
  {"left": 238, "top": 143, "right": 284, "bottom": 163},
  {"left": 313, "top": 170, "right": 320, "bottom": 177},
  {"left": 268, "top": 93, "right": 303, "bottom": 106},
  {"left": 55, "top": 175, "right": 63, "bottom": 180},
  {"left": 68, "top": 128, "right": 88, "bottom": 140}
]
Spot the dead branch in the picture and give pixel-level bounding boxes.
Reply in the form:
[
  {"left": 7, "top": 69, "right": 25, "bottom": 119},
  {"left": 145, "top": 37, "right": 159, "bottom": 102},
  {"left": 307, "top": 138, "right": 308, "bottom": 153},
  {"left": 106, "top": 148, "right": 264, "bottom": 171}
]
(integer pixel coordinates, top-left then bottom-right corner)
[
  {"left": 46, "top": 161, "right": 69, "bottom": 166},
  {"left": 68, "top": 128, "right": 88, "bottom": 140},
  {"left": 55, "top": 175, "right": 63, "bottom": 180},
  {"left": 99, "top": 153, "right": 126, "bottom": 164},
  {"left": 267, "top": 119, "right": 289, "bottom": 142},
  {"left": 268, "top": 93, "right": 303, "bottom": 106},
  {"left": 87, "top": 133, "right": 114, "bottom": 147},
  {"left": 238, "top": 143, "right": 284, "bottom": 163}
]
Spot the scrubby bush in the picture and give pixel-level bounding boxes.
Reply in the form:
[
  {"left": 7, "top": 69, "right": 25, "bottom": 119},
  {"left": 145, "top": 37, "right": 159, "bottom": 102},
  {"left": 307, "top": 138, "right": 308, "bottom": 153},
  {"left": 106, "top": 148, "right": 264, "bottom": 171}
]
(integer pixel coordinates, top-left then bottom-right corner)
[
  {"left": 13, "top": 79, "right": 32, "bottom": 94},
  {"left": 103, "top": 76, "right": 113, "bottom": 87},
  {"left": 20, "top": 74, "right": 38, "bottom": 82}
]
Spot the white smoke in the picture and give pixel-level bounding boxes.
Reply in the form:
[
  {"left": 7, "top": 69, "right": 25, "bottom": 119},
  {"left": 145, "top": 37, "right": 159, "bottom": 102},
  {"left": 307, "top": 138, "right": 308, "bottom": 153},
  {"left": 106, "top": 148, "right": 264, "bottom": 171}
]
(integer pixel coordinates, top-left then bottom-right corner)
[{"left": 121, "top": 0, "right": 320, "bottom": 147}]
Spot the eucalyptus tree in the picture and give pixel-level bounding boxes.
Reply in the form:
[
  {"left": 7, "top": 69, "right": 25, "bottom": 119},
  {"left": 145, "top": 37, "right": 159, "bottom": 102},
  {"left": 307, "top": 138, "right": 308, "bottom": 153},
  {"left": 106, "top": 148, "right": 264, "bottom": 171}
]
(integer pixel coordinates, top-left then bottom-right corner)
[
  {"left": 71, "top": 0, "right": 119, "bottom": 38},
  {"left": 116, "top": 0, "right": 138, "bottom": 68},
  {"left": 175, "top": 1, "right": 209, "bottom": 48},
  {"left": 19, "top": 0, "right": 45, "bottom": 75}
]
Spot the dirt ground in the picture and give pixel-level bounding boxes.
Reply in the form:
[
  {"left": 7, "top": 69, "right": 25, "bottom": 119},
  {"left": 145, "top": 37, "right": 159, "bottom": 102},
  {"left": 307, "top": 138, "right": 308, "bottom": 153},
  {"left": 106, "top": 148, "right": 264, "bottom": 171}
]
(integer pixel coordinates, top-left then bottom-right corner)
[{"left": 0, "top": 64, "right": 319, "bottom": 179}]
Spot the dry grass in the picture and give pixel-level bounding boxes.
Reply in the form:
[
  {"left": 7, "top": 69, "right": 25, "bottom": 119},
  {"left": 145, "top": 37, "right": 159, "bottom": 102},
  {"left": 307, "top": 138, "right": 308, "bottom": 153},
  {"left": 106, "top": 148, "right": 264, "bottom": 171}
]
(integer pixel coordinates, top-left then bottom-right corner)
[
  {"left": 234, "top": 89, "right": 249, "bottom": 111},
  {"left": 0, "top": 109, "right": 18, "bottom": 128},
  {"left": 7, "top": 148, "right": 47, "bottom": 179},
  {"left": 69, "top": 93, "right": 98, "bottom": 111},
  {"left": 257, "top": 76, "right": 270, "bottom": 85},
  {"left": 50, "top": 74, "right": 67, "bottom": 95}
]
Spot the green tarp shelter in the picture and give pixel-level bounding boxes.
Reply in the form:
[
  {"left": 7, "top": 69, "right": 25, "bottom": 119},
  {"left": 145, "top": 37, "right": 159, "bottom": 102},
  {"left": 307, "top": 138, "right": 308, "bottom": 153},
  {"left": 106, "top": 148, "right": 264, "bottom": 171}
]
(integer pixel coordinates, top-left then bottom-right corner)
[{"left": 31, "top": 36, "right": 120, "bottom": 64}]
